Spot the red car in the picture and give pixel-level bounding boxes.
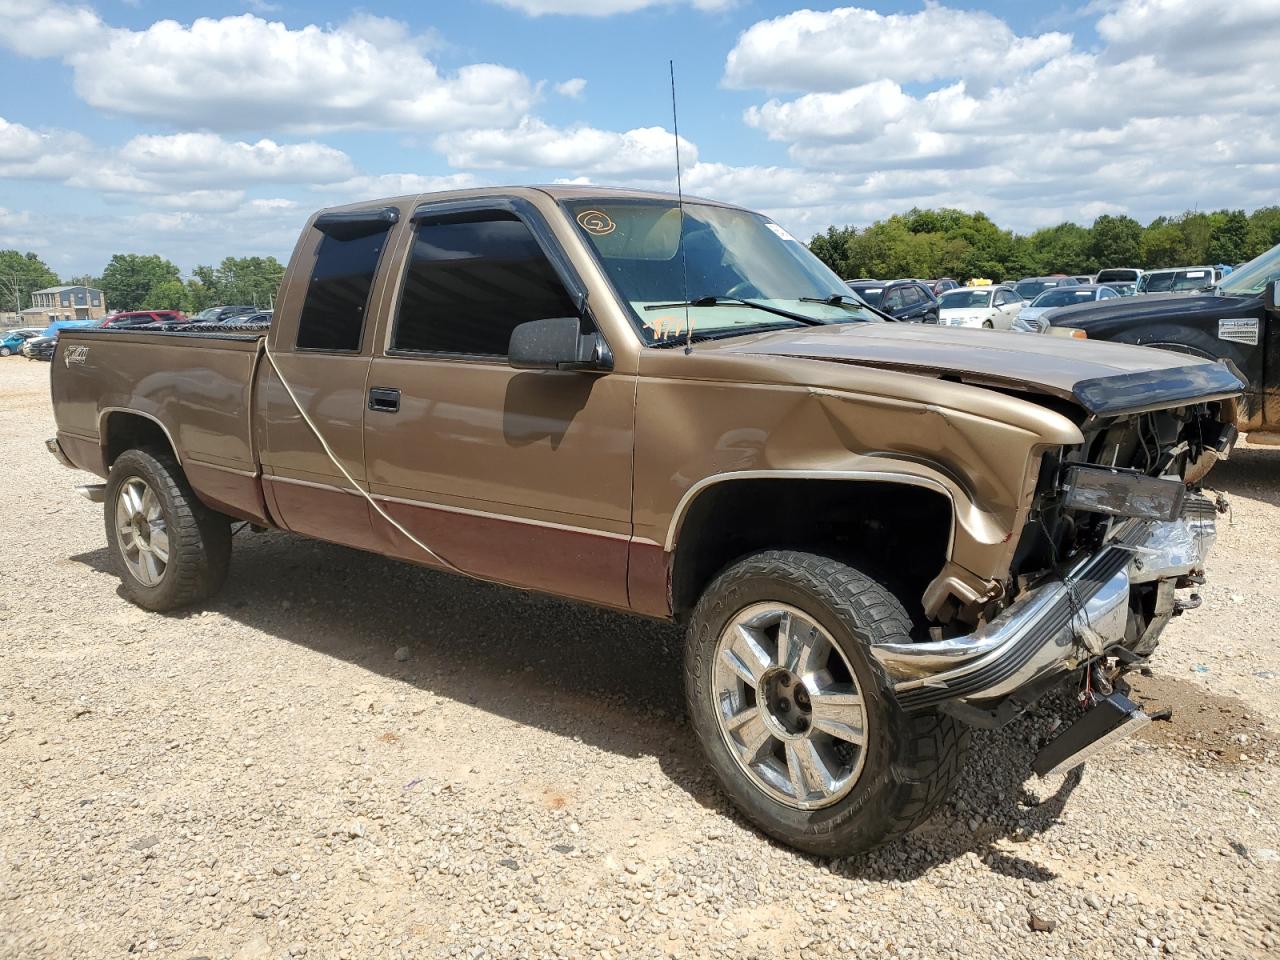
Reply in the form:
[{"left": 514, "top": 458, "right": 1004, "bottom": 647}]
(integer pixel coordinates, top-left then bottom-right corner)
[{"left": 104, "top": 310, "right": 187, "bottom": 328}]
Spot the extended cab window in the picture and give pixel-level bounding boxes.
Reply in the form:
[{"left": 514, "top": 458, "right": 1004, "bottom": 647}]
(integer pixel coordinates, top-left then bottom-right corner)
[
  {"left": 392, "top": 211, "right": 578, "bottom": 357},
  {"left": 296, "top": 216, "right": 394, "bottom": 352}
]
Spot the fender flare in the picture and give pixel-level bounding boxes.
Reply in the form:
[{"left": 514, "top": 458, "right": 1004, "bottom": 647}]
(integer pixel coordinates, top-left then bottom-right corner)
[
  {"left": 98, "top": 407, "right": 182, "bottom": 466},
  {"left": 663, "top": 467, "right": 965, "bottom": 556}
]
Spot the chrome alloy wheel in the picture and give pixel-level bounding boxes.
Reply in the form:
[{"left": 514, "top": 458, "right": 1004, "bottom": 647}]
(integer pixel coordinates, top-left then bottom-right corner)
[
  {"left": 712, "top": 603, "right": 869, "bottom": 809},
  {"left": 114, "top": 477, "right": 170, "bottom": 587}
]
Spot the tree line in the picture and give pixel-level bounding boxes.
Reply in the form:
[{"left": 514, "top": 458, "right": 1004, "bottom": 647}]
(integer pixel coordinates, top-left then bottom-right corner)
[
  {"left": 808, "top": 207, "right": 1280, "bottom": 282},
  {"left": 0, "top": 250, "right": 285, "bottom": 314}
]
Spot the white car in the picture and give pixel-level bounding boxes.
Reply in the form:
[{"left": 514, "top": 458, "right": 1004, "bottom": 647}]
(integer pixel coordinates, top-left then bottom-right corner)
[
  {"left": 1013, "top": 284, "right": 1121, "bottom": 332},
  {"left": 936, "top": 285, "right": 1025, "bottom": 329}
]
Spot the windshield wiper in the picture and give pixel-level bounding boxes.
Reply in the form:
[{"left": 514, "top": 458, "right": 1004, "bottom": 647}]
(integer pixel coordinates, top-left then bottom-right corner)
[
  {"left": 648, "top": 322, "right": 802, "bottom": 348},
  {"left": 800, "top": 293, "right": 891, "bottom": 321},
  {"left": 643, "top": 295, "right": 825, "bottom": 326}
]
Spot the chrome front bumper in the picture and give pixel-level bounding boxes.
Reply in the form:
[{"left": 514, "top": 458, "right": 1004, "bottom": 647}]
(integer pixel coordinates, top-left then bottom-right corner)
[{"left": 873, "top": 494, "right": 1218, "bottom": 712}]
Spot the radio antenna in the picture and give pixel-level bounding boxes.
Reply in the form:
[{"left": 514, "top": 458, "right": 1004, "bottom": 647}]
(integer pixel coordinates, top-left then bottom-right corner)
[{"left": 669, "top": 59, "right": 692, "bottom": 353}]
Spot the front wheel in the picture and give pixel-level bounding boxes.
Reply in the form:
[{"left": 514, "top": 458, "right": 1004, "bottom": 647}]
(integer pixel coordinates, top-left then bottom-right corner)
[
  {"left": 685, "top": 550, "right": 968, "bottom": 857},
  {"left": 982, "top": 320, "right": 994, "bottom": 329},
  {"left": 105, "top": 448, "right": 232, "bottom": 611}
]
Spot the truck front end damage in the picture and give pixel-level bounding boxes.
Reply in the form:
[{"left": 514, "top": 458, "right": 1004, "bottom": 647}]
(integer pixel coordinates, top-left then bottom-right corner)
[{"left": 872, "top": 373, "right": 1237, "bottom": 772}]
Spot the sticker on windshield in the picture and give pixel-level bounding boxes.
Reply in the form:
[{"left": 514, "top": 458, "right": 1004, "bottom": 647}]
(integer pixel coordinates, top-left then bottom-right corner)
[
  {"left": 576, "top": 209, "right": 616, "bottom": 236},
  {"left": 764, "top": 222, "right": 798, "bottom": 243},
  {"left": 1218, "top": 318, "right": 1259, "bottom": 345}
]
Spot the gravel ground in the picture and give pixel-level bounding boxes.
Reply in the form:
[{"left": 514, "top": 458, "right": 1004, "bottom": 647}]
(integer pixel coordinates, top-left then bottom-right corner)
[{"left": 2, "top": 358, "right": 1278, "bottom": 960}]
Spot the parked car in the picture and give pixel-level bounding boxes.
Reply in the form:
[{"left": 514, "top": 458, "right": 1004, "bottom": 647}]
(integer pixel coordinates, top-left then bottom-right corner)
[
  {"left": 104, "top": 310, "right": 186, "bottom": 328},
  {"left": 48, "top": 185, "right": 1240, "bottom": 858},
  {"left": 22, "top": 335, "right": 56, "bottom": 361},
  {"left": 1137, "top": 266, "right": 1220, "bottom": 295},
  {"left": 1013, "top": 284, "right": 1122, "bottom": 332},
  {"left": 1069, "top": 275, "right": 1095, "bottom": 284},
  {"left": 846, "top": 279, "right": 938, "bottom": 323},
  {"left": 24, "top": 319, "right": 96, "bottom": 360},
  {"left": 929, "top": 278, "right": 959, "bottom": 296},
  {"left": 936, "top": 285, "right": 1025, "bottom": 329},
  {"left": 1, "top": 329, "right": 39, "bottom": 356},
  {"left": 1031, "top": 241, "right": 1280, "bottom": 446},
  {"left": 1012, "top": 276, "right": 1079, "bottom": 301},
  {"left": 1095, "top": 268, "right": 1143, "bottom": 296}
]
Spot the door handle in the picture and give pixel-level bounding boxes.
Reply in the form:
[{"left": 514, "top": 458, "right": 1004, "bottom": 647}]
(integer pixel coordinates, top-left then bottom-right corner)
[{"left": 368, "top": 387, "right": 401, "bottom": 413}]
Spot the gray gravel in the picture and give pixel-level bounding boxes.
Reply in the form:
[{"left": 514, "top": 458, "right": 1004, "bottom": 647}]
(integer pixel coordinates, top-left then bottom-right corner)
[{"left": 1, "top": 358, "right": 1278, "bottom": 960}]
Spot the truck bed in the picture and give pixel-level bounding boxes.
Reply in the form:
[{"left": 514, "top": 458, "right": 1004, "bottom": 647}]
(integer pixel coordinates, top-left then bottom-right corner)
[{"left": 51, "top": 326, "right": 271, "bottom": 524}]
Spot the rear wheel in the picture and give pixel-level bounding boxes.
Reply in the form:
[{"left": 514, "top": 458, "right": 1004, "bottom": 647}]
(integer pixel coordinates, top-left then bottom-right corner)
[
  {"left": 105, "top": 449, "right": 231, "bottom": 611},
  {"left": 684, "top": 550, "right": 968, "bottom": 856},
  {"left": 0, "top": 346, "right": 10, "bottom": 357}
]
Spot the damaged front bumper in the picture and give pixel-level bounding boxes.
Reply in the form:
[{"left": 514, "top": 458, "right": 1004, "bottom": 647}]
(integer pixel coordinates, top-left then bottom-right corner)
[{"left": 872, "top": 493, "right": 1219, "bottom": 717}]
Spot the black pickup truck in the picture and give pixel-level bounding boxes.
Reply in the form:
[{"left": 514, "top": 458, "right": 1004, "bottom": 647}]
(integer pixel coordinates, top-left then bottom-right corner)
[{"left": 1039, "top": 243, "right": 1280, "bottom": 440}]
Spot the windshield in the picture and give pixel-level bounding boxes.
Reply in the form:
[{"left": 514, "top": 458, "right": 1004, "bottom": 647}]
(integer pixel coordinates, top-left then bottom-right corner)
[
  {"left": 1015, "top": 280, "right": 1053, "bottom": 299},
  {"left": 939, "top": 290, "right": 992, "bottom": 309},
  {"left": 1096, "top": 269, "right": 1139, "bottom": 283},
  {"left": 564, "top": 199, "right": 876, "bottom": 343},
  {"left": 1219, "top": 242, "right": 1280, "bottom": 297},
  {"left": 1032, "top": 288, "right": 1097, "bottom": 308}
]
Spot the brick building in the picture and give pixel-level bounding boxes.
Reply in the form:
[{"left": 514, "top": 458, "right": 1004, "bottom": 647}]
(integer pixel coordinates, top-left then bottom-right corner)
[{"left": 21, "top": 285, "right": 107, "bottom": 325}]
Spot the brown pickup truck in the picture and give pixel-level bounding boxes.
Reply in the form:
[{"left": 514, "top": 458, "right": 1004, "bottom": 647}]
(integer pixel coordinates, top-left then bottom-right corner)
[{"left": 48, "top": 186, "right": 1243, "bottom": 856}]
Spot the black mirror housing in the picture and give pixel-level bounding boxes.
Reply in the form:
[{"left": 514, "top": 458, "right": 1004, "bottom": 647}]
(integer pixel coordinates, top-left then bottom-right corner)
[
  {"left": 508, "top": 317, "right": 612, "bottom": 372},
  {"left": 1266, "top": 279, "right": 1280, "bottom": 313}
]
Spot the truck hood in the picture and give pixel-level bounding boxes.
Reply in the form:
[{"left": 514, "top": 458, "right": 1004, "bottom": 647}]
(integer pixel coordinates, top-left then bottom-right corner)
[
  {"left": 706, "top": 322, "right": 1245, "bottom": 415},
  {"left": 1041, "top": 291, "right": 1262, "bottom": 333}
]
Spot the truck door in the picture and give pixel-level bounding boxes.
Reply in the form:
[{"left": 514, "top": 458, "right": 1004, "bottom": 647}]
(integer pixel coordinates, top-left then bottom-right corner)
[
  {"left": 260, "top": 208, "right": 401, "bottom": 551},
  {"left": 362, "top": 198, "right": 634, "bottom": 609}
]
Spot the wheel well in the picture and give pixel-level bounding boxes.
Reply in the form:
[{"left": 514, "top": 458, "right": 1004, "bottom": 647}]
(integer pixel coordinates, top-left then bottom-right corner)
[
  {"left": 669, "top": 479, "right": 952, "bottom": 624},
  {"left": 102, "top": 412, "right": 175, "bottom": 468}
]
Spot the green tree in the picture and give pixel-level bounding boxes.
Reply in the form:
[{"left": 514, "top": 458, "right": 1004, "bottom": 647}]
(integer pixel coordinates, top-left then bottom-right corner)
[
  {"left": 100, "top": 254, "right": 181, "bottom": 312},
  {"left": 211, "top": 256, "right": 286, "bottom": 308},
  {"left": 141, "top": 278, "right": 189, "bottom": 311},
  {"left": 1024, "top": 223, "right": 1091, "bottom": 275},
  {"left": 809, "top": 226, "right": 857, "bottom": 277},
  {"left": 0, "top": 250, "right": 60, "bottom": 313},
  {"left": 1245, "top": 207, "right": 1280, "bottom": 261},
  {"left": 1205, "top": 210, "right": 1250, "bottom": 265},
  {"left": 1087, "top": 215, "right": 1144, "bottom": 269}
]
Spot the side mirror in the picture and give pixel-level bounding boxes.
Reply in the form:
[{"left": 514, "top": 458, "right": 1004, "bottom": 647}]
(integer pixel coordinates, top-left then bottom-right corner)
[
  {"left": 508, "top": 317, "right": 612, "bottom": 372},
  {"left": 1266, "top": 280, "right": 1280, "bottom": 313}
]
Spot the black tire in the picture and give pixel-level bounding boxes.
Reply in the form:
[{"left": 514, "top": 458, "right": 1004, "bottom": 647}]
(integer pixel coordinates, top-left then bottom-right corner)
[
  {"left": 0, "top": 346, "right": 10, "bottom": 357},
  {"left": 685, "top": 550, "right": 968, "bottom": 857},
  {"left": 105, "top": 448, "right": 231, "bottom": 611},
  {"left": 982, "top": 320, "right": 994, "bottom": 329}
]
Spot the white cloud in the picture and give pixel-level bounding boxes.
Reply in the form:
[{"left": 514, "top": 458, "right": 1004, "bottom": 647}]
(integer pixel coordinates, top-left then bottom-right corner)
[
  {"left": 317, "top": 173, "right": 484, "bottom": 203},
  {"left": 722, "top": 1, "right": 1280, "bottom": 232},
  {"left": 436, "top": 118, "right": 696, "bottom": 177},
  {"left": 0, "top": 119, "right": 356, "bottom": 200},
  {"left": 723, "top": 5, "right": 1071, "bottom": 92},
  {"left": 114, "top": 134, "right": 354, "bottom": 187},
  {"left": 0, "top": 3, "right": 537, "bottom": 133},
  {"left": 555, "top": 78, "right": 587, "bottom": 99},
  {"left": 487, "top": 0, "right": 732, "bottom": 15}
]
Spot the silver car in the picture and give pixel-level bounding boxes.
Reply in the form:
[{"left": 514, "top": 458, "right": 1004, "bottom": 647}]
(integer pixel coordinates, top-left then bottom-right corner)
[{"left": 1012, "top": 284, "right": 1122, "bottom": 333}]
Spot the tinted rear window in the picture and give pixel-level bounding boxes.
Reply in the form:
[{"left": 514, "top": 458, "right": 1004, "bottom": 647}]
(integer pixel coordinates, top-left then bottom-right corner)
[{"left": 296, "top": 226, "right": 392, "bottom": 352}]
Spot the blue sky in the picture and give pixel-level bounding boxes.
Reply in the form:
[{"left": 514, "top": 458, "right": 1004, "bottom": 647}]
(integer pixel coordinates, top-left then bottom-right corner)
[{"left": 0, "top": 0, "right": 1275, "bottom": 277}]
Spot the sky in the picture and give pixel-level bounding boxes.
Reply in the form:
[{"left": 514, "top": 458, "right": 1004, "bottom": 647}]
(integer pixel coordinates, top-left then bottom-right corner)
[{"left": 0, "top": 0, "right": 1277, "bottom": 277}]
